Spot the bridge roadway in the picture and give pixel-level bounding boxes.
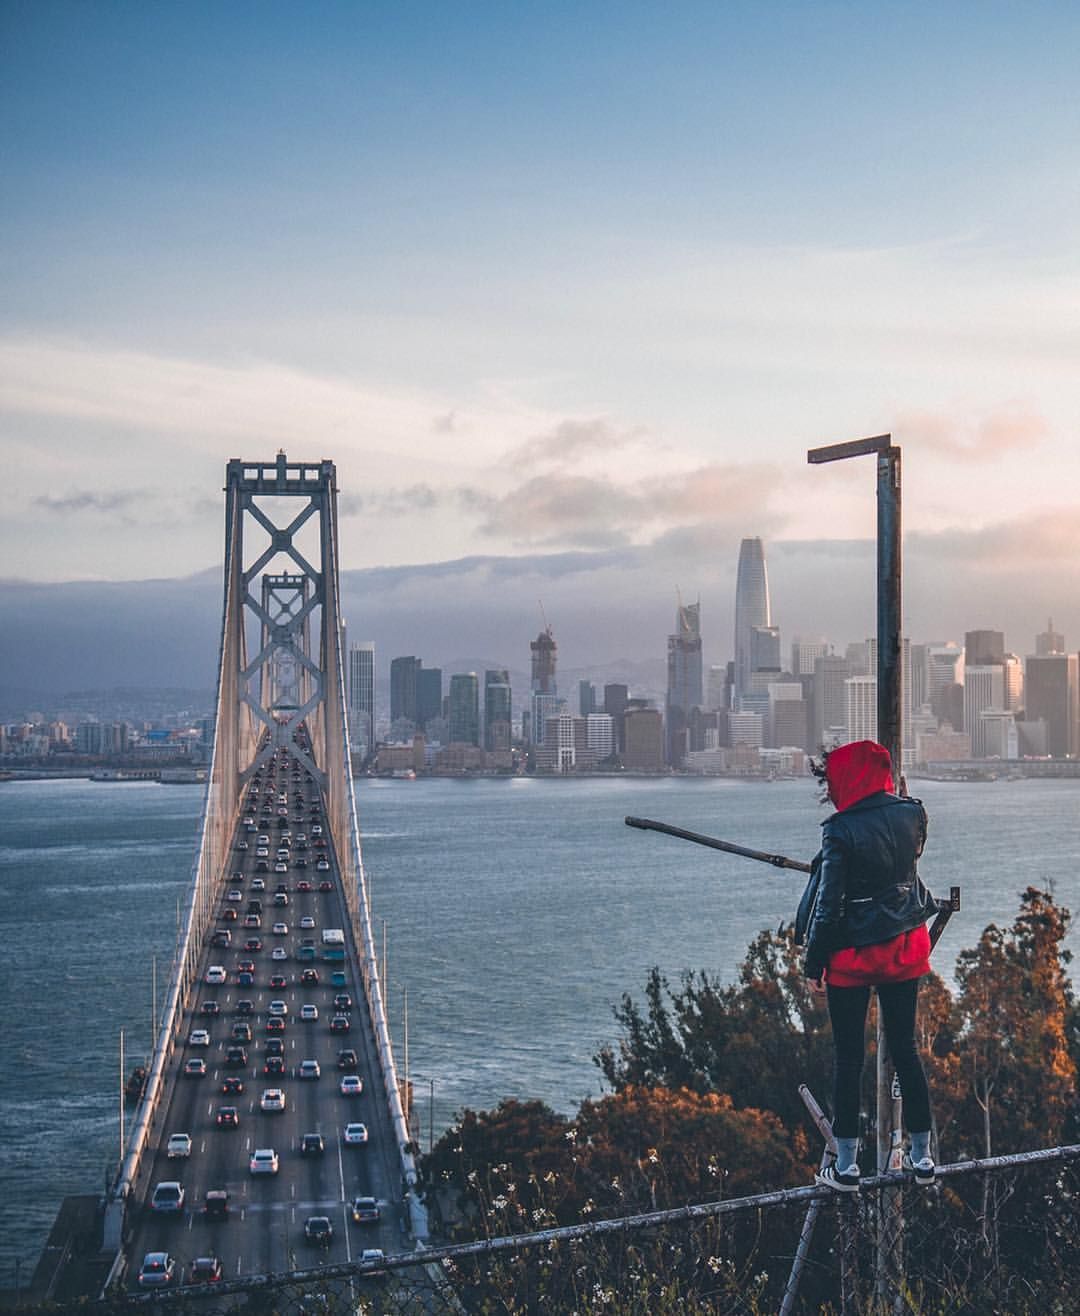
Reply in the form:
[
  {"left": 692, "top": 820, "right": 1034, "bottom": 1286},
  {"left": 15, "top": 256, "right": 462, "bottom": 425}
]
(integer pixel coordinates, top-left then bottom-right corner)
[{"left": 125, "top": 744, "right": 407, "bottom": 1291}]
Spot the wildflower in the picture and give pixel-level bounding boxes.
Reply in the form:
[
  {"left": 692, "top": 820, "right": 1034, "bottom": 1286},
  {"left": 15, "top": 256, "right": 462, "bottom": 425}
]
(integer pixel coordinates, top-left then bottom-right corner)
[
  {"left": 610, "top": 1176, "right": 621, "bottom": 1190},
  {"left": 467, "top": 1170, "right": 478, "bottom": 1185},
  {"left": 491, "top": 1194, "right": 509, "bottom": 1210},
  {"left": 706, "top": 1256, "right": 724, "bottom": 1275},
  {"left": 543, "top": 1170, "right": 557, "bottom": 1183},
  {"left": 582, "top": 1198, "right": 595, "bottom": 1215},
  {"left": 565, "top": 1128, "right": 577, "bottom": 1142}
]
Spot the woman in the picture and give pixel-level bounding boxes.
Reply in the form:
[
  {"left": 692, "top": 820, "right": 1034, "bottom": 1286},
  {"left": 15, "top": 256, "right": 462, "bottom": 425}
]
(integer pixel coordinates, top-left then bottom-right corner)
[{"left": 802, "top": 740, "right": 938, "bottom": 1191}]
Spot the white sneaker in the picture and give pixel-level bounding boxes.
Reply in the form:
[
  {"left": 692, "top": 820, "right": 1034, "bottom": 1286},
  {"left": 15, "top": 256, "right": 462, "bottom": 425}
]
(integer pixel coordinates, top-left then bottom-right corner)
[{"left": 902, "top": 1152, "right": 936, "bottom": 1186}]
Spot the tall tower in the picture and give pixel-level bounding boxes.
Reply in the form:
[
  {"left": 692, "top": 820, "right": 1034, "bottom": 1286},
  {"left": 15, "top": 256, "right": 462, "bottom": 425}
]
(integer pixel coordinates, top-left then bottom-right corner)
[
  {"left": 347, "top": 642, "right": 375, "bottom": 752},
  {"left": 530, "top": 626, "right": 558, "bottom": 747},
  {"left": 484, "top": 669, "right": 512, "bottom": 752},
  {"left": 448, "top": 673, "right": 481, "bottom": 746},
  {"left": 666, "top": 596, "right": 703, "bottom": 766},
  {"left": 734, "top": 538, "right": 770, "bottom": 708}
]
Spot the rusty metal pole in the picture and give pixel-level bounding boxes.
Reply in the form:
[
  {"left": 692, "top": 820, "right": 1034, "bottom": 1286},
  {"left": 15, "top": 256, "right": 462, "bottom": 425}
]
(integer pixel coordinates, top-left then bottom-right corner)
[{"left": 809, "top": 433, "right": 903, "bottom": 1307}]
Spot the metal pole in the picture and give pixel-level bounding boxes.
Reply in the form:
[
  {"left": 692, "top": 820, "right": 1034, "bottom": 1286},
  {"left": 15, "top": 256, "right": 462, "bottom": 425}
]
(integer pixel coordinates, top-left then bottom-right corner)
[
  {"left": 430, "top": 1076, "right": 435, "bottom": 1156},
  {"left": 119, "top": 1028, "right": 125, "bottom": 1170}
]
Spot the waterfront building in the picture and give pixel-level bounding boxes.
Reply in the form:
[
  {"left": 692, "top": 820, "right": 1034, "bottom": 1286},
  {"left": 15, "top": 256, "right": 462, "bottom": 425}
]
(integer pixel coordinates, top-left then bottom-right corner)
[
  {"left": 845, "top": 675, "right": 877, "bottom": 743},
  {"left": 812, "top": 654, "right": 851, "bottom": 750},
  {"left": 347, "top": 642, "right": 375, "bottom": 751},
  {"left": 586, "top": 712, "right": 614, "bottom": 762},
  {"left": 1024, "top": 653, "right": 1079, "bottom": 758},
  {"left": 734, "top": 537, "right": 770, "bottom": 707},
  {"left": 448, "top": 673, "right": 481, "bottom": 746},
  {"left": 916, "top": 726, "right": 971, "bottom": 763},
  {"left": 390, "top": 656, "right": 420, "bottom": 725},
  {"left": 1036, "top": 619, "right": 1065, "bottom": 656},
  {"left": 666, "top": 598, "right": 703, "bottom": 766},
  {"left": 963, "top": 665, "right": 1006, "bottom": 758},
  {"left": 484, "top": 670, "right": 512, "bottom": 752},
  {"left": 416, "top": 666, "right": 443, "bottom": 729},
  {"left": 529, "top": 627, "right": 557, "bottom": 746},
  {"left": 980, "top": 709, "right": 1019, "bottom": 760},
  {"left": 623, "top": 707, "right": 664, "bottom": 770},
  {"left": 729, "top": 710, "right": 764, "bottom": 748},
  {"left": 578, "top": 680, "right": 596, "bottom": 717},
  {"left": 534, "top": 712, "right": 593, "bottom": 772},
  {"left": 603, "top": 683, "right": 629, "bottom": 754}
]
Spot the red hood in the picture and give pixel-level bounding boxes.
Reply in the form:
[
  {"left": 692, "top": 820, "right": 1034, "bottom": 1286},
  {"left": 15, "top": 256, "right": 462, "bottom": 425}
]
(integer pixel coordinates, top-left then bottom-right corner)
[{"left": 826, "top": 740, "right": 894, "bottom": 811}]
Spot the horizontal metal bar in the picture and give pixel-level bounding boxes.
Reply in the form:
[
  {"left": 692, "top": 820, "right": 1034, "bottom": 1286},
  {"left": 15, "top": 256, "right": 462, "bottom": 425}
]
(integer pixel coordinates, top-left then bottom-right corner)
[
  {"left": 808, "top": 433, "right": 893, "bottom": 464},
  {"left": 625, "top": 815, "right": 812, "bottom": 872}
]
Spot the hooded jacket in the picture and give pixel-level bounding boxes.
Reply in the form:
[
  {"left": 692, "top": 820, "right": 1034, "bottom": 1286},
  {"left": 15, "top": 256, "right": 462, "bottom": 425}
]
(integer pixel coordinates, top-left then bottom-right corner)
[{"left": 803, "top": 741, "right": 936, "bottom": 983}]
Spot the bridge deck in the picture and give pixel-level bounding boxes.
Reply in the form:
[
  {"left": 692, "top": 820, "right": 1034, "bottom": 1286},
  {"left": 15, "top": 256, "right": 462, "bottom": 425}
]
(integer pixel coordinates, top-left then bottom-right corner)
[{"left": 124, "top": 743, "right": 406, "bottom": 1291}]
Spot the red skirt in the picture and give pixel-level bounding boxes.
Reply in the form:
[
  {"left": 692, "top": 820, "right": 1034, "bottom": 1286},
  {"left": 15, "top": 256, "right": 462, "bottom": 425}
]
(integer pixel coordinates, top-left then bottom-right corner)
[{"left": 827, "top": 925, "right": 931, "bottom": 988}]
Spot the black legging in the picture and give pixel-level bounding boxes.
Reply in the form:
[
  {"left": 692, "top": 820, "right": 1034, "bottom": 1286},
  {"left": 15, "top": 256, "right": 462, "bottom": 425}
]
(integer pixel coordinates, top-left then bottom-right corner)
[{"left": 826, "top": 976, "right": 932, "bottom": 1139}]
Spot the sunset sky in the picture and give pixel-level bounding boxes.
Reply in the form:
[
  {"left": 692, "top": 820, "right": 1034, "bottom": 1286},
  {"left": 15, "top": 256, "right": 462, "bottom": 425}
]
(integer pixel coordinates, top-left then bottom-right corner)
[{"left": 3, "top": 1, "right": 1079, "bottom": 665}]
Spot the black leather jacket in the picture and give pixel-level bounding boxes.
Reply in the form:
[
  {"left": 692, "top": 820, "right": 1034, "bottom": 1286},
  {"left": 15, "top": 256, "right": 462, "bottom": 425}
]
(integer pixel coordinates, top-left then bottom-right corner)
[{"left": 803, "top": 792, "right": 935, "bottom": 980}]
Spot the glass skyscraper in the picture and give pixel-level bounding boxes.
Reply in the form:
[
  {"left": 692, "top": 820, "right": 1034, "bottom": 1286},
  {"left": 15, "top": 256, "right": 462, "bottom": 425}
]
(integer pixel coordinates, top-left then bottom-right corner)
[{"left": 734, "top": 537, "right": 771, "bottom": 708}]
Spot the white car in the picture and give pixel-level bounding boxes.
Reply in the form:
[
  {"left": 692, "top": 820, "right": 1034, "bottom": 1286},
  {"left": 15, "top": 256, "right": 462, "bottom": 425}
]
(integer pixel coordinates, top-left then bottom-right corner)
[
  {"left": 274, "top": 862, "right": 288, "bottom": 873},
  {"left": 261, "top": 1088, "right": 286, "bottom": 1112},
  {"left": 188, "top": 1029, "right": 211, "bottom": 1047},
  {"left": 268, "top": 1000, "right": 288, "bottom": 1017},
  {"left": 316, "top": 859, "right": 330, "bottom": 872},
  {"left": 271, "top": 947, "right": 288, "bottom": 961},
  {"left": 272, "top": 921, "right": 289, "bottom": 936},
  {"left": 166, "top": 1133, "right": 192, "bottom": 1159},
  {"left": 300, "top": 1004, "right": 319, "bottom": 1021},
  {"left": 226, "top": 889, "right": 243, "bottom": 902},
  {"left": 257, "top": 834, "right": 270, "bottom": 845},
  {"left": 299, "top": 1059, "right": 321, "bottom": 1080},
  {"left": 250, "top": 1147, "right": 279, "bottom": 1175},
  {"left": 340, "top": 1075, "right": 363, "bottom": 1097},
  {"left": 256, "top": 847, "right": 269, "bottom": 858},
  {"left": 205, "top": 966, "right": 227, "bottom": 985},
  {"left": 343, "top": 1122, "right": 368, "bottom": 1145},
  {"left": 151, "top": 1181, "right": 185, "bottom": 1213},
  {"left": 300, "top": 915, "right": 316, "bottom": 930}
]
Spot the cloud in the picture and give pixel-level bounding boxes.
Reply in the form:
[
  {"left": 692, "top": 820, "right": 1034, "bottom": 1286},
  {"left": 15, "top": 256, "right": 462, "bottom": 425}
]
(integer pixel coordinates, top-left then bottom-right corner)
[
  {"left": 338, "top": 485, "right": 441, "bottom": 518},
  {"left": 509, "top": 418, "right": 642, "bottom": 471},
  {"left": 898, "top": 401, "right": 1048, "bottom": 461},
  {"left": 909, "top": 506, "right": 1080, "bottom": 565},
  {"left": 32, "top": 489, "right": 142, "bottom": 515}
]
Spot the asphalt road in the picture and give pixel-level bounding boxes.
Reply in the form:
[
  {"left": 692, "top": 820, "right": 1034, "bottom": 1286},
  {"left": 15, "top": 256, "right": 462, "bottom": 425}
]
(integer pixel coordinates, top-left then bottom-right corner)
[{"left": 125, "top": 744, "right": 406, "bottom": 1292}]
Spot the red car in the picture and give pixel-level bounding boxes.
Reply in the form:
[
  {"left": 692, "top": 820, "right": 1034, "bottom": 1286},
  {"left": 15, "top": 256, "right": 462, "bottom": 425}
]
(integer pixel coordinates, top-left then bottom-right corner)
[{"left": 318, "top": 881, "right": 333, "bottom": 892}]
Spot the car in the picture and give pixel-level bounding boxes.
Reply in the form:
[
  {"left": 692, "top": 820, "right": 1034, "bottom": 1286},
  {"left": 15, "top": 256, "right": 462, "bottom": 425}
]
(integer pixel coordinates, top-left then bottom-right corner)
[
  {"left": 166, "top": 1133, "right": 192, "bottom": 1159},
  {"left": 340, "top": 1074, "right": 363, "bottom": 1097},
  {"left": 269, "top": 973, "right": 288, "bottom": 990},
  {"left": 200, "top": 1000, "right": 221, "bottom": 1015},
  {"left": 189, "top": 1028, "right": 211, "bottom": 1047},
  {"left": 268, "top": 999, "right": 288, "bottom": 1016},
  {"left": 297, "top": 881, "right": 313, "bottom": 894},
  {"left": 312, "top": 825, "right": 323, "bottom": 836},
  {"left": 316, "top": 859, "right": 330, "bottom": 872},
  {"left": 205, "top": 966, "right": 227, "bottom": 985},
  {"left": 344, "top": 1121, "right": 369, "bottom": 1146},
  {"left": 337, "top": 1049, "right": 358, "bottom": 1069},
  {"left": 261, "top": 1088, "right": 286, "bottom": 1112},
  {"left": 244, "top": 937, "right": 263, "bottom": 952},
  {"left": 184, "top": 1058, "right": 206, "bottom": 1077},
  {"left": 274, "top": 862, "right": 288, "bottom": 873},
  {"left": 314, "top": 838, "right": 327, "bottom": 849},
  {"left": 203, "top": 1190, "right": 229, "bottom": 1219},
  {"left": 137, "top": 1251, "right": 176, "bottom": 1288},
  {"left": 296, "top": 833, "right": 307, "bottom": 844},
  {"left": 236, "top": 959, "right": 256, "bottom": 974},
  {"left": 300, "top": 915, "right": 316, "bottom": 929},
  {"left": 333, "top": 993, "right": 352, "bottom": 1011},
  {"left": 221, "top": 1076, "right": 244, "bottom": 1094},
  {"left": 211, "top": 930, "right": 231, "bottom": 948},
  {"left": 351, "top": 1195, "right": 380, "bottom": 1223},
  {"left": 301, "top": 968, "right": 319, "bottom": 986},
  {"left": 257, "top": 834, "right": 270, "bottom": 845},
  {"left": 236, "top": 998, "right": 255, "bottom": 1015},
  {"left": 243, "top": 914, "right": 261, "bottom": 929},
  {"left": 150, "top": 1181, "right": 185, "bottom": 1213},
  {"left": 263, "top": 1055, "right": 285, "bottom": 1075},
  {"left": 250, "top": 1148, "right": 279, "bottom": 1175},
  {"left": 256, "top": 847, "right": 269, "bottom": 858},
  {"left": 272, "top": 921, "right": 289, "bottom": 935},
  {"left": 330, "top": 1014, "right": 350, "bottom": 1034},
  {"left": 251, "top": 877, "right": 266, "bottom": 891},
  {"left": 359, "top": 1248, "right": 386, "bottom": 1273},
  {"left": 276, "top": 848, "right": 290, "bottom": 860},
  {"left": 189, "top": 1255, "right": 222, "bottom": 1284},
  {"left": 304, "top": 1215, "right": 334, "bottom": 1247},
  {"left": 255, "top": 859, "right": 269, "bottom": 872},
  {"left": 299, "top": 1059, "right": 321, "bottom": 1079},
  {"left": 274, "top": 892, "right": 289, "bottom": 906},
  {"left": 236, "top": 970, "right": 255, "bottom": 988},
  {"left": 227, "top": 889, "right": 243, "bottom": 902},
  {"left": 295, "top": 856, "right": 308, "bottom": 868},
  {"left": 319, "top": 880, "right": 333, "bottom": 892},
  {"left": 225, "top": 1046, "right": 247, "bottom": 1066},
  {"left": 330, "top": 971, "right": 347, "bottom": 988},
  {"left": 235, "top": 840, "right": 248, "bottom": 850},
  {"left": 221, "top": 907, "right": 238, "bottom": 921},
  {"left": 271, "top": 946, "right": 288, "bottom": 961},
  {"left": 264, "top": 1037, "right": 284, "bottom": 1056},
  {"left": 231, "top": 1022, "right": 252, "bottom": 1042},
  {"left": 301, "top": 1004, "right": 319, "bottom": 1021},
  {"left": 216, "top": 1106, "right": 239, "bottom": 1128},
  {"left": 266, "top": 1016, "right": 285, "bottom": 1033},
  {"left": 300, "top": 1132, "right": 325, "bottom": 1155}
]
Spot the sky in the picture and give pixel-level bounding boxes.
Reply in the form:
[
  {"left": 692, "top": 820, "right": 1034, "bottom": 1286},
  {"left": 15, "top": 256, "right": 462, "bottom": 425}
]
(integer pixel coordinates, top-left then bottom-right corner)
[{"left": 3, "top": 1, "right": 1079, "bottom": 677}]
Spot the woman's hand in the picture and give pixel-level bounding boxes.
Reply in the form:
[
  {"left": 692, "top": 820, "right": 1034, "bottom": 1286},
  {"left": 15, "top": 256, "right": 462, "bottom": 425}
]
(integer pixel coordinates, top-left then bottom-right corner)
[{"left": 807, "top": 973, "right": 827, "bottom": 997}]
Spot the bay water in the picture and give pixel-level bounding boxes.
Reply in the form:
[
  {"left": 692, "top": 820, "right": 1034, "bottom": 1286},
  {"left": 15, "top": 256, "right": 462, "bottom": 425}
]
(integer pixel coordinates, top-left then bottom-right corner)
[{"left": 1, "top": 773, "right": 1077, "bottom": 1281}]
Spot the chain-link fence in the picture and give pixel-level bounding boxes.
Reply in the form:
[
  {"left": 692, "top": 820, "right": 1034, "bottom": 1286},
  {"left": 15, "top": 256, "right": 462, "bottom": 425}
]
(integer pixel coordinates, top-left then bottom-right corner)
[{"left": 13, "top": 1145, "right": 1078, "bottom": 1315}]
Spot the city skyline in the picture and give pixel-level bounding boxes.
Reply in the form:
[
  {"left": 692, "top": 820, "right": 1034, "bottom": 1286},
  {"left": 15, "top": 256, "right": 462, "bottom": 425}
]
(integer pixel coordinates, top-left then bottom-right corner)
[{"left": 3, "top": 3, "right": 1080, "bottom": 659}]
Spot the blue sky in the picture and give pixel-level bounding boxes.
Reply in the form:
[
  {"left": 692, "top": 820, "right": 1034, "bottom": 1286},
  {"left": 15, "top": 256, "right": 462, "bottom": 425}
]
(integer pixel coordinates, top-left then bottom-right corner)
[{"left": 3, "top": 1, "right": 1079, "bottom": 660}]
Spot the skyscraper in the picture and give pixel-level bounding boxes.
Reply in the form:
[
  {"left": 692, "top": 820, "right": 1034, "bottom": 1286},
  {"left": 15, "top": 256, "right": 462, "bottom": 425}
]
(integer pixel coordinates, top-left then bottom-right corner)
[
  {"left": 1036, "top": 619, "right": 1065, "bottom": 656},
  {"left": 734, "top": 537, "right": 770, "bottom": 707},
  {"left": 578, "top": 680, "right": 597, "bottom": 717},
  {"left": 964, "top": 665, "right": 1005, "bottom": 758},
  {"left": 347, "top": 642, "right": 375, "bottom": 752},
  {"left": 666, "top": 598, "right": 703, "bottom": 766},
  {"left": 1024, "top": 653, "right": 1079, "bottom": 758},
  {"left": 964, "top": 629, "right": 1005, "bottom": 668},
  {"left": 416, "top": 666, "right": 443, "bottom": 729},
  {"left": 530, "top": 626, "right": 558, "bottom": 746},
  {"left": 389, "top": 656, "right": 420, "bottom": 726},
  {"left": 484, "top": 669, "right": 512, "bottom": 751},
  {"left": 448, "top": 672, "right": 481, "bottom": 746}
]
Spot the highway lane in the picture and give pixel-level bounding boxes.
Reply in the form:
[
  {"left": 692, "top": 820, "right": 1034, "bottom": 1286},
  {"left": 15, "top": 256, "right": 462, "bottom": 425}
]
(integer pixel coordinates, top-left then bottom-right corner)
[{"left": 125, "top": 741, "right": 407, "bottom": 1291}]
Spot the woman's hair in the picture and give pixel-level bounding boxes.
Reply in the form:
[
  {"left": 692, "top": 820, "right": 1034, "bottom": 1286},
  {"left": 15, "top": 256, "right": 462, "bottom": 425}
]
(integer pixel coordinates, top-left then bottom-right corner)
[{"left": 809, "top": 747, "right": 832, "bottom": 804}]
